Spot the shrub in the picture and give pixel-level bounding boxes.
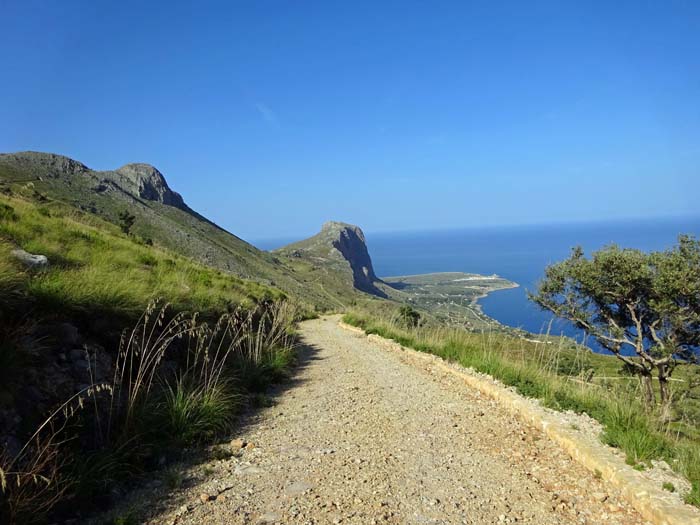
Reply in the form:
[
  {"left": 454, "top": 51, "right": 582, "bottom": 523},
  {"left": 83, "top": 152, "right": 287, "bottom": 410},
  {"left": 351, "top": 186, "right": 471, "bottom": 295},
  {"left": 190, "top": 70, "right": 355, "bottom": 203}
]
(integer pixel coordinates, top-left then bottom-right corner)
[
  {"left": 155, "top": 378, "right": 236, "bottom": 445},
  {"left": 163, "top": 468, "right": 183, "bottom": 490},
  {"left": 0, "top": 203, "right": 18, "bottom": 222},
  {"left": 136, "top": 252, "right": 158, "bottom": 267},
  {"left": 117, "top": 210, "right": 135, "bottom": 235},
  {"left": 601, "top": 403, "right": 670, "bottom": 465},
  {"left": 398, "top": 305, "right": 421, "bottom": 328}
]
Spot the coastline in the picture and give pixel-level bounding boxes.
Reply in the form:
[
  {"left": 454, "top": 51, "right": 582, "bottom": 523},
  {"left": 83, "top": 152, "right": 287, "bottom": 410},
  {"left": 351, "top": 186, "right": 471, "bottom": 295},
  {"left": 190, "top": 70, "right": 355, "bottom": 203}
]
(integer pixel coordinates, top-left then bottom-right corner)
[
  {"left": 382, "top": 271, "right": 519, "bottom": 329},
  {"left": 470, "top": 281, "right": 520, "bottom": 325}
]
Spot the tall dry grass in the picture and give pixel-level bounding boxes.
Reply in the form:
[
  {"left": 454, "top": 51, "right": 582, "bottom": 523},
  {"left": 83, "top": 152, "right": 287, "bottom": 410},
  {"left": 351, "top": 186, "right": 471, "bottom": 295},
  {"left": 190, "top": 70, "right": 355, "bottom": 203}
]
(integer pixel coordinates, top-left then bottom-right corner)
[{"left": 0, "top": 299, "right": 299, "bottom": 524}]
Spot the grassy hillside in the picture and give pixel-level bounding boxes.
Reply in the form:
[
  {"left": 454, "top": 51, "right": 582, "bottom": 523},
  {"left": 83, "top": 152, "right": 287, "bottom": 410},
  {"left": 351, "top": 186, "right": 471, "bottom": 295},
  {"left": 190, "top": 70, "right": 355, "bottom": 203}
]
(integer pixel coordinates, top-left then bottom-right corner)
[
  {"left": 0, "top": 190, "right": 307, "bottom": 523},
  {"left": 0, "top": 152, "right": 369, "bottom": 311},
  {"left": 0, "top": 194, "right": 284, "bottom": 322},
  {"left": 0, "top": 161, "right": 401, "bottom": 523}
]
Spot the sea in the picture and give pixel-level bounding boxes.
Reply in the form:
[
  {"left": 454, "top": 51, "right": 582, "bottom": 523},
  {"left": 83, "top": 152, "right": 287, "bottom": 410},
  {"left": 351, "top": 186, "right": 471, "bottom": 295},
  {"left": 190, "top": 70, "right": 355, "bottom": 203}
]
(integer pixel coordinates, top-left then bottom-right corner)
[{"left": 254, "top": 217, "right": 700, "bottom": 353}]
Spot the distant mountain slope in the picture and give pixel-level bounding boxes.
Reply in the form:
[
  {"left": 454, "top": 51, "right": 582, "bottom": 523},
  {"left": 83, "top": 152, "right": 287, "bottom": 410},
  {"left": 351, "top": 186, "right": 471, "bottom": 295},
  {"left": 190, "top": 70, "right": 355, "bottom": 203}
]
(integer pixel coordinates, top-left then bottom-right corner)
[
  {"left": 0, "top": 152, "right": 364, "bottom": 309},
  {"left": 275, "top": 221, "right": 392, "bottom": 298}
]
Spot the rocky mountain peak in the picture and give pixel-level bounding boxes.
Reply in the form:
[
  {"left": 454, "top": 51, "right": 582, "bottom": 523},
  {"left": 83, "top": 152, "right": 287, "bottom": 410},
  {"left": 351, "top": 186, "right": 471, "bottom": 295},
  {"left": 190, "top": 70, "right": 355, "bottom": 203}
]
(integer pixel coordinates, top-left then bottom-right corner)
[
  {"left": 0, "top": 151, "right": 89, "bottom": 178},
  {"left": 323, "top": 221, "right": 378, "bottom": 284},
  {"left": 322, "top": 220, "right": 366, "bottom": 239},
  {"left": 277, "top": 220, "right": 384, "bottom": 297},
  {"left": 110, "top": 163, "right": 186, "bottom": 208}
]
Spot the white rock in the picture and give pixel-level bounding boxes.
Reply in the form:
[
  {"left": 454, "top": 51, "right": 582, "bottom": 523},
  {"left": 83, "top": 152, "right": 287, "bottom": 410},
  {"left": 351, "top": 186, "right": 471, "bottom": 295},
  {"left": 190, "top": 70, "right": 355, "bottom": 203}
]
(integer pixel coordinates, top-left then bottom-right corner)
[{"left": 11, "top": 249, "right": 48, "bottom": 269}]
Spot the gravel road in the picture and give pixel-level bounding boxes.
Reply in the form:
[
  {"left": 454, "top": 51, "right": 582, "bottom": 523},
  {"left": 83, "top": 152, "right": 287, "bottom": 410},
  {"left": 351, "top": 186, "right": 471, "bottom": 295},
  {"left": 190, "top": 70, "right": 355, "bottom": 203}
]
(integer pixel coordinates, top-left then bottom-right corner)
[{"left": 151, "top": 316, "right": 648, "bottom": 525}]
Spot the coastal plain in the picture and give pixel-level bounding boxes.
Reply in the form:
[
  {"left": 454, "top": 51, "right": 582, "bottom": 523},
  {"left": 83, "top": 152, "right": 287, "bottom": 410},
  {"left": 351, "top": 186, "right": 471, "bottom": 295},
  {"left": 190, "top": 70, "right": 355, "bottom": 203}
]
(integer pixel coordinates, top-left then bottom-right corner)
[{"left": 384, "top": 272, "right": 518, "bottom": 328}]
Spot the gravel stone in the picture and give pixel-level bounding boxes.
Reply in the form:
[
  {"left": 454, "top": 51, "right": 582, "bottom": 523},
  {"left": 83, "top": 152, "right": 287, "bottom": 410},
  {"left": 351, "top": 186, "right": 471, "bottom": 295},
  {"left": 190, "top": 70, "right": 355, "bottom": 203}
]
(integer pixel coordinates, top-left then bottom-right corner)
[{"left": 108, "top": 316, "right": 652, "bottom": 525}]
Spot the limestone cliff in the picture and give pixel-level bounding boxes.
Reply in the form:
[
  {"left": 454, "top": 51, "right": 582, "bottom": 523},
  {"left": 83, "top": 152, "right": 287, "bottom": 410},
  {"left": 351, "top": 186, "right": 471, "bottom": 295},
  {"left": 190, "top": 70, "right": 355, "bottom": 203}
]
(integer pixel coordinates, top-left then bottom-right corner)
[
  {"left": 276, "top": 221, "right": 387, "bottom": 297},
  {"left": 106, "top": 163, "right": 187, "bottom": 209}
]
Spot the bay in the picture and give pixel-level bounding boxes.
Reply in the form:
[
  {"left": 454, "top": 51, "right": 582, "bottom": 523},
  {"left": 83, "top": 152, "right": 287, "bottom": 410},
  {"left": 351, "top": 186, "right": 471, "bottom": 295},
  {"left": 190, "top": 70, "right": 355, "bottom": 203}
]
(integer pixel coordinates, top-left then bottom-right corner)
[{"left": 254, "top": 216, "right": 700, "bottom": 353}]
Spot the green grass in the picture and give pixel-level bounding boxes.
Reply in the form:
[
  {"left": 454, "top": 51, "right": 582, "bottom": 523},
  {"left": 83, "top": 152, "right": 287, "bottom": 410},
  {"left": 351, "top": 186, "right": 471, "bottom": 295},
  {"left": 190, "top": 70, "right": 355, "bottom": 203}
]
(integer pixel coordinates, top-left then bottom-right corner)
[
  {"left": 155, "top": 378, "right": 238, "bottom": 446},
  {"left": 2, "top": 300, "right": 301, "bottom": 523},
  {"left": 0, "top": 193, "right": 306, "bottom": 523},
  {"left": 343, "top": 311, "right": 700, "bottom": 506},
  {"left": 163, "top": 468, "right": 183, "bottom": 490},
  {"left": 0, "top": 194, "right": 284, "bottom": 322}
]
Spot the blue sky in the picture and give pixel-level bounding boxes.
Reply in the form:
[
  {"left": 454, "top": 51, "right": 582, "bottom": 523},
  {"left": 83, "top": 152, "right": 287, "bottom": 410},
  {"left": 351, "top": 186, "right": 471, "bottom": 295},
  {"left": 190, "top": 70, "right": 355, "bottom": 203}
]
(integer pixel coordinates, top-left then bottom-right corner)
[{"left": 2, "top": 1, "right": 699, "bottom": 241}]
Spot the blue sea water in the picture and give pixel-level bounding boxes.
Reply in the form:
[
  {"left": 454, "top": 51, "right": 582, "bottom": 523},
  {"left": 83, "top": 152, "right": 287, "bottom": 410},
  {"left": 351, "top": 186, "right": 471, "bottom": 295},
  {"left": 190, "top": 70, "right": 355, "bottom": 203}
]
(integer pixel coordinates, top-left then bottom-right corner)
[
  {"left": 366, "top": 217, "right": 700, "bottom": 352},
  {"left": 254, "top": 216, "right": 700, "bottom": 352}
]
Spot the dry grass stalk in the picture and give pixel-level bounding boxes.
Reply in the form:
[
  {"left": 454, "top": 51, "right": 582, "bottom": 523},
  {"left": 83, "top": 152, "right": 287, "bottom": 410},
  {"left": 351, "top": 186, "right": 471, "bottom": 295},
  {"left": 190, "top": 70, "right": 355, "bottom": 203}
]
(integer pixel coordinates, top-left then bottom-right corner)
[{"left": 0, "top": 383, "right": 110, "bottom": 524}]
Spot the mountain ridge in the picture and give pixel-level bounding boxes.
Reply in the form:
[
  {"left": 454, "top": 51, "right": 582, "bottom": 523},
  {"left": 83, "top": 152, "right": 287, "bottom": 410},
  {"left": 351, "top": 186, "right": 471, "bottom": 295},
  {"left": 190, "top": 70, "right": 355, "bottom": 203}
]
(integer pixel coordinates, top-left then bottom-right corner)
[{"left": 0, "top": 151, "right": 388, "bottom": 310}]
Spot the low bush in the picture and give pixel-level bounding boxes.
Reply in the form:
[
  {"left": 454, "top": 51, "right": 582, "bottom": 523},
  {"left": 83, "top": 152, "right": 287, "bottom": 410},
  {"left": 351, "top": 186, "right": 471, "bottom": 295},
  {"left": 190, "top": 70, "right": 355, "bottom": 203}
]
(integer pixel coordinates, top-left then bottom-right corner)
[
  {"left": 156, "top": 378, "right": 236, "bottom": 445},
  {"left": 0, "top": 203, "right": 18, "bottom": 222}
]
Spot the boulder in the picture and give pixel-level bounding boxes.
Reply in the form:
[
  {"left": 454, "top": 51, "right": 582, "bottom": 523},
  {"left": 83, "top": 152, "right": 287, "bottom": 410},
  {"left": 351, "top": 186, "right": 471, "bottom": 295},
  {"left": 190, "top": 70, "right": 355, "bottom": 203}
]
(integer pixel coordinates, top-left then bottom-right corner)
[{"left": 11, "top": 249, "right": 48, "bottom": 269}]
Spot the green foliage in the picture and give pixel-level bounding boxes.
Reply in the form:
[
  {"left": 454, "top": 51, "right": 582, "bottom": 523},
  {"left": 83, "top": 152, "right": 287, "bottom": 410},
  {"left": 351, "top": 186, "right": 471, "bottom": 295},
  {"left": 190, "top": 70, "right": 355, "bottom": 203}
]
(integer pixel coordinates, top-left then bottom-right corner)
[
  {"left": 163, "top": 468, "right": 183, "bottom": 490},
  {"left": 0, "top": 191, "right": 300, "bottom": 522},
  {"left": 117, "top": 210, "right": 135, "bottom": 235},
  {"left": 0, "top": 252, "right": 33, "bottom": 402},
  {"left": 663, "top": 481, "right": 676, "bottom": 492},
  {"left": 155, "top": 378, "right": 237, "bottom": 446},
  {"left": 1, "top": 300, "right": 300, "bottom": 522},
  {"left": 0, "top": 203, "right": 18, "bottom": 222},
  {"left": 601, "top": 403, "right": 670, "bottom": 465},
  {"left": 530, "top": 237, "right": 700, "bottom": 414},
  {"left": 0, "top": 194, "right": 283, "bottom": 322},
  {"left": 251, "top": 393, "right": 274, "bottom": 408},
  {"left": 398, "top": 305, "right": 421, "bottom": 328},
  {"left": 69, "top": 439, "right": 144, "bottom": 509},
  {"left": 237, "top": 344, "right": 295, "bottom": 392},
  {"left": 136, "top": 252, "right": 158, "bottom": 266},
  {"left": 553, "top": 351, "right": 592, "bottom": 377}
]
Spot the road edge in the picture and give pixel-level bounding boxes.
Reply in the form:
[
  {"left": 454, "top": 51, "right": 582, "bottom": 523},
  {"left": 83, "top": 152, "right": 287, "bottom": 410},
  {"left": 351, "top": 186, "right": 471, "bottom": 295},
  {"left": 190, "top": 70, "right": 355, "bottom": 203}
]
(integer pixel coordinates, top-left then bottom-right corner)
[{"left": 338, "top": 320, "right": 700, "bottom": 525}]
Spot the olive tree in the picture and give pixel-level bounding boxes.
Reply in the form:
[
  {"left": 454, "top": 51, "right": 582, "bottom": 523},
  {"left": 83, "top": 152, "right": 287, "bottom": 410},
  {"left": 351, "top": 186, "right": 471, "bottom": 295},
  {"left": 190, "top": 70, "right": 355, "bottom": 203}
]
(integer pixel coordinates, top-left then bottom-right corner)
[{"left": 530, "top": 235, "right": 700, "bottom": 418}]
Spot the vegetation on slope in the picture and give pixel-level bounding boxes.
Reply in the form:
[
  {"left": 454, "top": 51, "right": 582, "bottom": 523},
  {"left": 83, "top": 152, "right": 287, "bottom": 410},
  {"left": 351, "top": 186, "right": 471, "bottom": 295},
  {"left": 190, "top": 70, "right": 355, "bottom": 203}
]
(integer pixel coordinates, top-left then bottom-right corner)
[
  {"left": 0, "top": 194, "right": 284, "bottom": 321},
  {"left": 0, "top": 192, "right": 304, "bottom": 524},
  {"left": 342, "top": 311, "right": 700, "bottom": 506},
  {"left": 3, "top": 151, "right": 699, "bottom": 519},
  {"left": 531, "top": 239, "right": 700, "bottom": 418},
  {"left": 0, "top": 152, "right": 371, "bottom": 311}
]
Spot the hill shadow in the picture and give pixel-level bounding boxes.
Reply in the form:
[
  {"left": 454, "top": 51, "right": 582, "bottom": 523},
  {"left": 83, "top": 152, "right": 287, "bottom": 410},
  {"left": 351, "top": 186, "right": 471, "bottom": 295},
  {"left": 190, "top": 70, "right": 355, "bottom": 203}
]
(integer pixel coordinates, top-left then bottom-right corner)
[
  {"left": 81, "top": 337, "right": 324, "bottom": 523},
  {"left": 233, "top": 337, "right": 323, "bottom": 428},
  {"left": 384, "top": 281, "right": 410, "bottom": 291}
]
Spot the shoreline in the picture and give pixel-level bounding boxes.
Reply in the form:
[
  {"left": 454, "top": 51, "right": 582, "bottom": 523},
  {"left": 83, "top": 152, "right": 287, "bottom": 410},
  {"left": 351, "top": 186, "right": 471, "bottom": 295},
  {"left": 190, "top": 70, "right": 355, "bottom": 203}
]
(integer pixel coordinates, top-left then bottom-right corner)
[{"left": 382, "top": 271, "right": 519, "bottom": 329}]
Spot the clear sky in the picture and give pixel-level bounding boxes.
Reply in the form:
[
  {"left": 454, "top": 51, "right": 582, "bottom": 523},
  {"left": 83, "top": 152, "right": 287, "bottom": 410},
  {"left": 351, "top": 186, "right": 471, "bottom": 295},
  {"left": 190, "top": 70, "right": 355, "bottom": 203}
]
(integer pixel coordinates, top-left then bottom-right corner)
[{"left": 2, "top": 1, "right": 699, "bottom": 241}]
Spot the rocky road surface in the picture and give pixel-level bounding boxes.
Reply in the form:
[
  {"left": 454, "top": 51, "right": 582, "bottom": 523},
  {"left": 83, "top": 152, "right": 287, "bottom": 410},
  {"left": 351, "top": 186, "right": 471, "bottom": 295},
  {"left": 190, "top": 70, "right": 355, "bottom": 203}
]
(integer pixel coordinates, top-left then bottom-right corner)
[{"left": 149, "top": 316, "right": 648, "bottom": 525}]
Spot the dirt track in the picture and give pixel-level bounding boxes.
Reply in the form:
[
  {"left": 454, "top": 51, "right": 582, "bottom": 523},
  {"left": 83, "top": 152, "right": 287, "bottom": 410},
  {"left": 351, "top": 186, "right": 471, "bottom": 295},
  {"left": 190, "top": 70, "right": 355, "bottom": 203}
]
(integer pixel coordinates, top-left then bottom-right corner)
[{"left": 149, "top": 316, "right": 648, "bottom": 524}]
